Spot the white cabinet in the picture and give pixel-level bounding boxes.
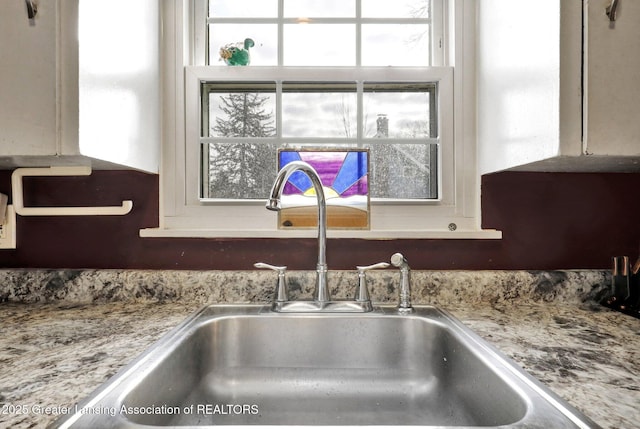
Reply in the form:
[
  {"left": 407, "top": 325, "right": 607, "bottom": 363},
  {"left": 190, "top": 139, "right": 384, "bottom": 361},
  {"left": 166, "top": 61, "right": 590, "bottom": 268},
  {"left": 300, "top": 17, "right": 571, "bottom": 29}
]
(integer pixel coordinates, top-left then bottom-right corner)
[
  {"left": 584, "top": 0, "right": 640, "bottom": 157},
  {"left": 0, "top": 0, "right": 160, "bottom": 172},
  {"left": 477, "top": 1, "right": 640, "bottom": 173},
  {"left": 0, "top": 0, "right": 58, "bottom": 160}
]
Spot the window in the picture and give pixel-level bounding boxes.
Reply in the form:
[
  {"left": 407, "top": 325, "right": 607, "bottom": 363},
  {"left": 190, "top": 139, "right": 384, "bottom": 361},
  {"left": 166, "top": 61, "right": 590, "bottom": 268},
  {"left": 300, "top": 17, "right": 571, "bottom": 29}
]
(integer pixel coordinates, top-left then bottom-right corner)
[
  {"left": 199, "top": 0, "right": 443, "bottom": 205},
  {"left": 143, "top": 0, "right": 499, "bottom": 239}
]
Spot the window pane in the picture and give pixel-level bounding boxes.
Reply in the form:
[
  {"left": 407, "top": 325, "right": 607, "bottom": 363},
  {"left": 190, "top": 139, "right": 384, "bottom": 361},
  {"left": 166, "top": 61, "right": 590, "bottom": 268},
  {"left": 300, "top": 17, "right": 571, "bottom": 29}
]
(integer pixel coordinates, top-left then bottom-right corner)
[
  {"left": 277, "top": 149, "right": 369, "bottom": 229},
  {"left": 284, "top": 25, "right": 355, "bottom": 66},
  {"left": 362, "top": 24, "right": 430, "bottom": 66},
  {"left": 203, "top": 142, "right": 278, "bottom": 199},
  {"left": 202, "top": 83, "right": 277, "bottom": 138},
  {"left": 282, "top": 83, "right": 357, "bottom": 138},
  {"left": 209, "top": 24, "right": 277, "bottom": 65},
  {"left": 209, "top": 0, "right": 277, "bottom": 18},
  {"left": 361, "top": 0, "right": 430, "bottom": 18},
  {"left": 369, "top": 142, "right": 438, "bottom": 199},
  {"left": 363, "top": 83, "right": 436, "bottom": 139},
  {"left": 284, "top": 0, "right": 355, "bottom": 18}
]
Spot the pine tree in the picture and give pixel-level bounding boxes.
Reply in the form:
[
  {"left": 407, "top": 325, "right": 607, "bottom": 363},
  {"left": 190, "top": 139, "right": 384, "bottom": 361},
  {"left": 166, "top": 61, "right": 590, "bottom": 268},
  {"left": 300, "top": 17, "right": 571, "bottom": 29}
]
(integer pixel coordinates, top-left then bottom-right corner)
[{"left": 208, "top": 93, "right": 276, "bottom": 199}]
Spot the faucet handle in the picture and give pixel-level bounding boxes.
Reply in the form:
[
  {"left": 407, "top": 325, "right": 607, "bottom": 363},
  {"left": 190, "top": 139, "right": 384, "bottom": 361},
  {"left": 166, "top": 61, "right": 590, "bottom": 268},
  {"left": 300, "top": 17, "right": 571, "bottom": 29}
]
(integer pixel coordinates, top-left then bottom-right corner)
[
  {"left": 357, "top": 262, "right": 391, "bottom": 272},
  {"left": 254, "top": 262, "right": 288, "bottom": 303},
  {"left": 355, "top": 262, "right": 390, "bottom": 302},
  {"left": 254, "top": 262, "right": 286, "bottom": 271}
]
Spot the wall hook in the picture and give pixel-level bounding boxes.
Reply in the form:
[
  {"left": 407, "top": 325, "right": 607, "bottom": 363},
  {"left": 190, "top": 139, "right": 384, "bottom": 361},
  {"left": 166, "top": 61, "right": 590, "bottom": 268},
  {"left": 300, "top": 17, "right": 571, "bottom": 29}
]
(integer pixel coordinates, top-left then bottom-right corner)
[
  {"left": 25, "top": 0, "right": 37, "bottom": 20},
  {"left": 606, "top": 0, "right": 620, "bottom": 22},
  {"left": 11, "top": 166, "right": 133, "bottom": 216}
]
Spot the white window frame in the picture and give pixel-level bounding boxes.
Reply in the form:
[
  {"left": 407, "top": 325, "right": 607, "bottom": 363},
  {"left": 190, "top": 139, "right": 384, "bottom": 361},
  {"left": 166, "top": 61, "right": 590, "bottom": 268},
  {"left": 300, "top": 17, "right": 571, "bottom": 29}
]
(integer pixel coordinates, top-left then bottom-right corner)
[{"left": 142, "top": 0, "right": 502, "bottom": 239}]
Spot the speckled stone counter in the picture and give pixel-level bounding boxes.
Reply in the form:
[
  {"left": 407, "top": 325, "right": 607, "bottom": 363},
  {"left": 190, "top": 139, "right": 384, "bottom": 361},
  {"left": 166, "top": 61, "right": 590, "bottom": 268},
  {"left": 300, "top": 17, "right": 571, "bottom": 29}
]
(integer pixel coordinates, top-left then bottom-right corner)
[
  {"left": 0, "top": 270, "right": 638, "bottom": 429},
  {"left": 0, "top": 269, "right": 613, "bottom": 306}
]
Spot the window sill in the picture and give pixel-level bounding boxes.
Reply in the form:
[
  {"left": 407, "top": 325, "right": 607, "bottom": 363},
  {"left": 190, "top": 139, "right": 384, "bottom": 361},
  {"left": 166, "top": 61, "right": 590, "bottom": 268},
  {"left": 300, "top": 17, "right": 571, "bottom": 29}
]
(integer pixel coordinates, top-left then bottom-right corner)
[{"left": 139, "top": 227, "right": 502, "bottom": 240}]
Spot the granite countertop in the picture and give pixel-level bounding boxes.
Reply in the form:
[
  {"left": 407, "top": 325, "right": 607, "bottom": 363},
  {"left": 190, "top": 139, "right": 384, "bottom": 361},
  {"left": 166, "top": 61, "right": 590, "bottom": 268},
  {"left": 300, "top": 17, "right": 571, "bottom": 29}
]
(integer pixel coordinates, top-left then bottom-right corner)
[{"left": 0, "top": 269, "right": 638, "bottom": 428}]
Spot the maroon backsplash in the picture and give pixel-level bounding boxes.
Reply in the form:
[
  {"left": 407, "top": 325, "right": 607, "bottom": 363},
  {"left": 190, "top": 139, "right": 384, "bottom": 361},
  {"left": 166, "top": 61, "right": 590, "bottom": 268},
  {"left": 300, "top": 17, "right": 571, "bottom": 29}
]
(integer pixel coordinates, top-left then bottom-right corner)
[{"left": 0, "top": 170, "right": 639, "bottom": 270}]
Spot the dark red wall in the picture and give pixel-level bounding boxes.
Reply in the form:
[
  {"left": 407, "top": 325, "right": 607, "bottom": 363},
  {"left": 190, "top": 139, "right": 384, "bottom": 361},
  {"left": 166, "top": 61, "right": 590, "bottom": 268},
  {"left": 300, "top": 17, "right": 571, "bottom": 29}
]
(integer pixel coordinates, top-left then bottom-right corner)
[{"left": 0, "top": 170, "right": 638, "bottom": 270}]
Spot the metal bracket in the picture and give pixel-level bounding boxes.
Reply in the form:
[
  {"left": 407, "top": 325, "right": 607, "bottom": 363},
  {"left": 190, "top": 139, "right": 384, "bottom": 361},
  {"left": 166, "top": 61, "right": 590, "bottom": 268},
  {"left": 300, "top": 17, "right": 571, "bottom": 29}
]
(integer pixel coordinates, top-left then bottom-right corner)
[
  {"left": 606, "top": 0, "right": 620, "bottom": 22},
  {"left": 25, "top": 0, "right": 37, "bottom": 20}
]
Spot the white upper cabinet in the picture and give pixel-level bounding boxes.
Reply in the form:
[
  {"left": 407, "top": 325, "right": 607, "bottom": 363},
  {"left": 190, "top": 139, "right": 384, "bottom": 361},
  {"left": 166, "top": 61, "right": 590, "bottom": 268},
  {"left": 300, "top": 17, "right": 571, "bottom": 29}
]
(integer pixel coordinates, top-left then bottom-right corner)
[
  {"left": 0, "top": 0, "right": 58, "bottom": 160},
  {"left": 477, "top": 1, "right": 640, "bottom": 173},
  {"left": 0, "top": 0, "right": 160, "bottom": 172},
  {"left": 584, "top": 0, "right": 640, "bottom": 157}
]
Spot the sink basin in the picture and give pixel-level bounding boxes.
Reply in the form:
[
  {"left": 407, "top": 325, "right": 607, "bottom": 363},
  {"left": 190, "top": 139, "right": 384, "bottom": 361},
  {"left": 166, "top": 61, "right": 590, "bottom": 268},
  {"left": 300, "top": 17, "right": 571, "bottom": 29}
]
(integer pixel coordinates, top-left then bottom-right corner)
[{"left": 51, "top": 305, "right": 600, "bottom": 428}]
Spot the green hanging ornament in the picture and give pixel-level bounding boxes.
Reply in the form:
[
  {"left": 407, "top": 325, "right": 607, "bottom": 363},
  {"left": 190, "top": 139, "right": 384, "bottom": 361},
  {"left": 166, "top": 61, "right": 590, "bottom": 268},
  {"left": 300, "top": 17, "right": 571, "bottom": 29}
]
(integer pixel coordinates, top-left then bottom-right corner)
[{"left": 219, "top": 38, "right": 255, "bottom": 66}]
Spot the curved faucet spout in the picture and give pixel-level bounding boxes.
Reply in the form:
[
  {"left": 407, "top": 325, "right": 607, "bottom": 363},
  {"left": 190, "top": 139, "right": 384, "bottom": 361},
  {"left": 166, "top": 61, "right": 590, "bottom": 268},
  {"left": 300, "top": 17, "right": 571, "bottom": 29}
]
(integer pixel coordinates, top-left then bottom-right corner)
[
  {"left": 266, "top": 198, "right": 281, "bottom": 211},
  {"left": 267, "top": 161, "right": 329, "bottom": 303}
]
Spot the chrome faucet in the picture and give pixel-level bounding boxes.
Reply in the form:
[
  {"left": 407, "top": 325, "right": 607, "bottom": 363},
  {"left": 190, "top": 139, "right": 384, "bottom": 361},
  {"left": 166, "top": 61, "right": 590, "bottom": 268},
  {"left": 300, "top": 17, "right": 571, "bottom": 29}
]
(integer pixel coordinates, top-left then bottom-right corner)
[
  {"left": 260, "top": 160, "right": 391, "bottom": 312},
  {"left": 266, "top": 161, "right": 330, "bottom": 303}
]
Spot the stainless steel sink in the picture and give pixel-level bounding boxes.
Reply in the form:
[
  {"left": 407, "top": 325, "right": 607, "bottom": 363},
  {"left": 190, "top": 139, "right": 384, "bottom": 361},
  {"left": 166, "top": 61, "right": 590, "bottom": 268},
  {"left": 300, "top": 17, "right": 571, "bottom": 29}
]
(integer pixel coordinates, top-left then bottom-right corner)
[{"left": 51, "top": 305, "right": 601, "bottom": 428}]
